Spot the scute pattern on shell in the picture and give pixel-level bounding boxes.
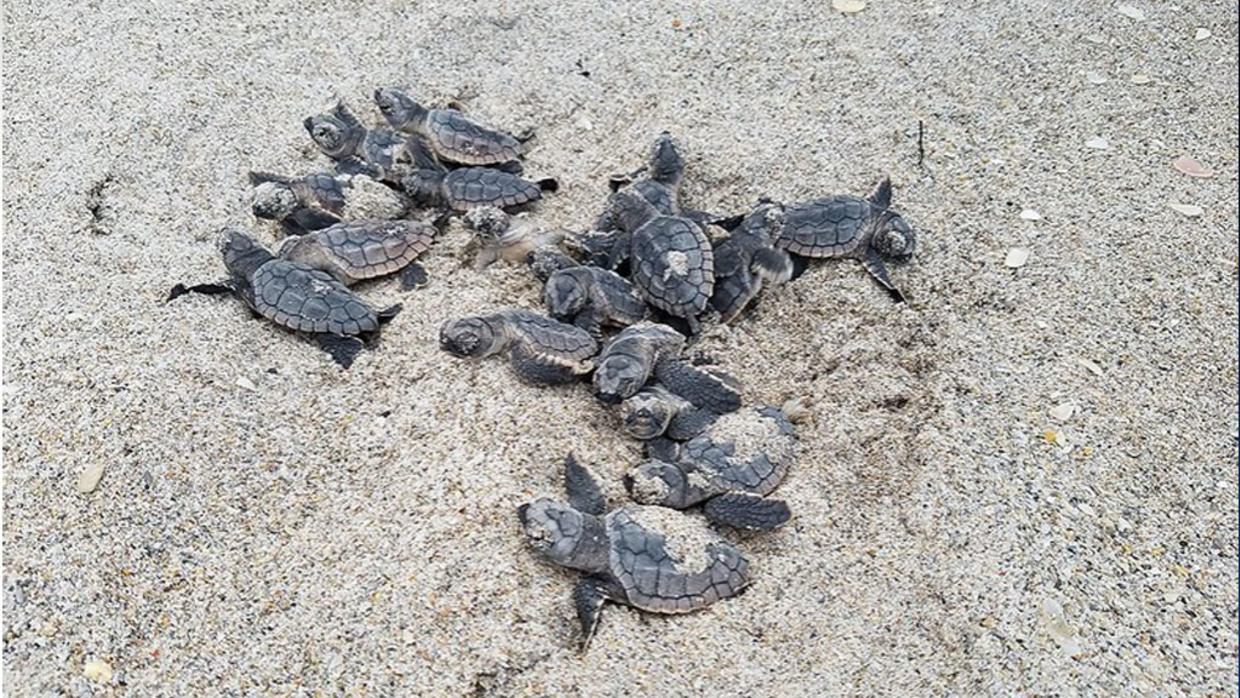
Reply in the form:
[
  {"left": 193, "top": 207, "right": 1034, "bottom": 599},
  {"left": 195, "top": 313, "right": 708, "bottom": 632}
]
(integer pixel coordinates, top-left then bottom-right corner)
[
  {"left": 318, "top": 221, "right": 435, "bottom": 277},
  {"left": 250, "top": 260, "right": 378, "bottom": 335},
  {"left": 631, "top": 217, "right": 714, "bottom": 317},
  {"left": 680, "top": 407, "right": 795, "bottom": 496},
  {"left": 443, "top": 168, "right": 542, "bottom": 210},
  {"left": 776, "top": 195, "right": 873, "bottom": 258},
  {"left": 426, "top": 109, "right": 522, "bottom": 165},
  {"left": 506, "top": 310, "right": 599, "bottom": 361},
  {"left": 606, "top": 506, "right": 749, "bottom": 613}
]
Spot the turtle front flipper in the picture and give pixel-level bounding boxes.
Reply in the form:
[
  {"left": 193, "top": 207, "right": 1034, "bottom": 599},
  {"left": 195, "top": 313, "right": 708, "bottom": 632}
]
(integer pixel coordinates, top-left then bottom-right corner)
[
  {"left": 400, "top": 262, "right": 429, "bottom": 290},
  {"left": 645, "top": 437, "right": 682, "bottom": 463},
  {"left": 861, "top": 248, "right": 906, "bottom": 303},
  {"left": 703, "top": 492, "right": 791, "bottom": 531},
  {"left": 654, "top": 359, "right": 742, "bottom": 414},
  {"left": 573, "top": 575, "right": 614, "bottom": 653},
  {"left": 281, "top": 207, "right": 343, "bottom": 237},
  {"left": 315, "top": 333, "right": 366, "bottom": 369},
  {"left": 492, "top": 160, "right": 525, "bottom": 176},
  {"left": 666, "top": 406, "right": 717, "bottom": 441},
  {"left": 564, "top": 455, "right": 607, "bottom": 516},
  {"left": 167, "top": 281, "right": 235, "bottom": 301},
  {"left": 334, "top": 156, "right": 381, "bottom": 179},
  {"left": 508, "top": 342, "right": 580, "bottom": 385},
  {"left": 751, "top": 247, "right": 794, "bottom": 285},
  {"left": 572, "top": 310, "right": 604, "bottom": 341}
]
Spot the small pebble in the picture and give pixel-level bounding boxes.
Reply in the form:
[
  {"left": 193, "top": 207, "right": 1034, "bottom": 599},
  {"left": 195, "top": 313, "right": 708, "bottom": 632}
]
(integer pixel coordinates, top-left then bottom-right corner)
[
  {"left": 1019, "top": 209, "right": 1041, "bottom": 221},
  {"left": 1130, "top": 73, "right": 1152, "bottom": 85},
  {"left": 236, "top": 376, "right": 258, "bottom": 392},
  {"left": 832, "top": 0, "right": 867, "bottom": 14},
  {"left": 1085, "top": 136, "right": 1110, "bottom": 150},
  {"left": 1194, "top": 28, "right": 1211, "bottom": 40},
  {"left": 1116, "top": 3, "right": 1145, "bottom": 21},
  {"left": 1004, "top": 248, "right": 1030, "bottom": 268},
  {"left": 77, "top": 463, "right": 106, "bottom": 493},
  {"left": 1172, "top": 155, "right": 1214, "bottom": 178},
  {"left": 1048, "top": 403, "right": 1076, "bottom": 423},
  {"left": 1167, "top": 203, "right": 1204, "bottom": 217},
  {"left": 83, "top": 659, "right": 114, "bottom": 683}
]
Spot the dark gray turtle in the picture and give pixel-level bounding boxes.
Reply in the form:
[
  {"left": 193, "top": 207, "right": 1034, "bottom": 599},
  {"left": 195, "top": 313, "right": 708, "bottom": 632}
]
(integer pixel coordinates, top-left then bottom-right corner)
[
  {"left": 592, "top": 323, "right": 741, "bottom": 412},
  {"left": 249, "top": 171, "right": 411, "bottom": 237},
  {"left": 167, "top": 227, "right": 401, "bottom": 368},
  {"left": 608, "top": 190, "right": 714, "bottom": 334},
  {"left": 374, "top": 87, "right": 523, "bottom": 166},
  {"left": 625, "top": 406, "right": 796, "bottom": 531},
  {"left": 459, "top": 206, "right": 570, "bottom": 272},
  {"left": 439, "top": 308, "right": 598, "bottom": 385},
  {"left": 275, "top": 219, "right": 436, "bottom": 289},
  {"left": 518, "top": 456, "right": 752, "bottom": 651},
  {"left": 710, "top": 202, "right": 793, "bottom": 323},
  {"left": 543, "top": 266, "right": 647, "bottom": 337},
  {"left": 774, "top": 178, "right": 917, "bottom": 302},
  {"left": 303, "top": 102, "right": 409, "bottom": 182},
  {"left": 400, "top": 137, "right": 555, "bottom": 212}
]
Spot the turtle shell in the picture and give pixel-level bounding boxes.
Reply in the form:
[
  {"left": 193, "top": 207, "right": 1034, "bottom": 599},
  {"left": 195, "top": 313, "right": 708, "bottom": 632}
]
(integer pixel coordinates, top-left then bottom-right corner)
[
  {"left": 775, "top": 195, "right": 874, "bottom": 258},
  {"left": 296, "top": 220, "right": 435, "bottom": 281},
  {"left": 426, "top": 109, "right": 522, "bottom": 165},
  {"left": 249, "top": 259, "right": 380, "bottom": 336},
  {"left": 605, "top": 505, "right": 750, "bottom": 613},
  {"left": 503, "top": 309, "right": 598, "bottom": 362},
  {"left": 679, "top": 406, "right": 796, "bottom": 497},
  {"left": 630, "top": 217, "right": 714, "bottom": 318},
  {"left": 442, "top": 167, "right": 543, "bottom": 210}
]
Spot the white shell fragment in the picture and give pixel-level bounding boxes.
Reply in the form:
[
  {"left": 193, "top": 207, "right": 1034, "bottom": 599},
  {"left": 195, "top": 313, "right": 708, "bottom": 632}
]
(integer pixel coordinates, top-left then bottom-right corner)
[
  {"left": 1167, "top": 203, "right": 1204, "bottom": 217},
  {"left": 236, "top": 376, "right": 258, "bottom": 392},
  {"left": 1048, "top": 403, "right": 1076, "bottom": 423},
  {"left": 1195, "top": 28, "right": 1212, "bottom": 40},
  {"left": 1004, "top": 248, "right": 1031, "bottom": 268},
  {"left": 831, "top": 0, "right": 867, "bottom": 14},
  {"left": 1130, "top": 73, "right": 1152, "bottom": 85},
  {"left": 1085, "top": 136, "right": 1110, "bottom": 150},
  {"left": 77, "top": 463, "right": 106, "bottom": 493},
  {"left": 83, "top": 659, "right": 114, "bottom": 683},
  {"left": 1116, "top": 4, "right": 1145, "bottom": 21},
  {"left": 1019, "top": 209, "right": 1042, "bottom": 221},
  {"left": 1172, "top": 155, "right": 1214, "bottom": 178},
  {"left": 1085, "top": 71, "right": 1107, "bottom": 85}
]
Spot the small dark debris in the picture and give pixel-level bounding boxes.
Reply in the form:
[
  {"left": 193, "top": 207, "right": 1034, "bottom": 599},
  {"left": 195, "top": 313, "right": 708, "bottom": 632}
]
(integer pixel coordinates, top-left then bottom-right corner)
[
  {"left": 84, "top": 173, "right": 115, "bottom": 235},
  {"left": 575, "top": 59, "right": 591, "bottom": 78}
]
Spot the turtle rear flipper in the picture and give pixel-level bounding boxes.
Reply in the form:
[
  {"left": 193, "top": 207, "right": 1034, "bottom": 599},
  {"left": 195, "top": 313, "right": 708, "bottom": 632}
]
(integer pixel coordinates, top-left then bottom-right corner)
[
  {"left": 788, "top": 254, "right": 811, "bottom": 282},
  {"left": 315, "top": 334, "right": 365, "bottom": 368},
  {"left": 377, "top": 304, "right": 403, "bottom": 324},
  {"left": 564, "top": 455, "right": 606, "bottom": 516},
  {"left": 645, "top": 437, "right": 682, "bottom": 463},
  {"left": 281, "top": 207, "right": 342, "bottom": 237},
  {"left": 167, "top": 281, "right": 234, "bottom": 301},
  {"left": 400, "top": 263, "right": 429, "bottom": 290},
  {"left": 703, "top": 493, "right": 790, "bottom": 531},
  {"left": 751, "top": 247, "right": 794, "bottom": 285},
  {"left": 537, "top": 177, "right": 559, "bottom": 192},
  {"left": 654, "top": 359, "right": 742, "bottom": 414},
  {"left": 508, "top": 342, "right": 579, "bottom": 385},
  {"left": 573, "top": 575, "right": 613, "bottom": 653},
  {"left": 248, "top": 171, "right": 292, "bottom": 186},
  {"left": 861, "top": 248, "right": 906, "bottom": 303},
  {"left": 666, "top": 406, "right": 717, "bottom": 441}
]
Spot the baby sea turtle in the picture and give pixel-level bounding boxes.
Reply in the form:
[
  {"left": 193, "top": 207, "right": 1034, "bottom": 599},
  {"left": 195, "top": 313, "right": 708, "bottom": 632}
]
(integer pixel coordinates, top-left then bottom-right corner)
[
  {"left": 439, "top": 308, "right": 598, "bottom": 385},
  {"left": 518, "top": 456, "right": 752, "bottom": 651},
  {"left": 374, "top": 88, "right": 523, "bottom": 166},
  {"left": 709, "top": 202, "right": 793, "bottom": 323},
  {"left": 459, "top": 206, "right": 569, "bottom": 272},
  {"left": 400, "top": 138, "right": 555, "bottom": 213},
  {"left": 774, "top": 178, "right": 917, "bottom": 302},
  {"left": 620, "top": 384, "right": 721, "bottom": 442},
  {"left": 304, "top": 102, "right": 408, "bottom": 181},
  {"left": 249, "top": 171, "right": 410, "bottom": 237},
  {"left": 275, "top": 219, "right": 436, "bottom": 289},
  {"left": 168, "top": 227, "right": 401, "bottom": 368},
  {"left": 593, "top": 323, "right": 741, "bottom": 412},
  {"left": 625, "top": 406, "right": 796, "bottom": 531},
  {"left": 608, "top": 190, "right": 715, "bottom": 334},
  {"left": 544, "top": 266, "right": 647, "bottom": 337}
]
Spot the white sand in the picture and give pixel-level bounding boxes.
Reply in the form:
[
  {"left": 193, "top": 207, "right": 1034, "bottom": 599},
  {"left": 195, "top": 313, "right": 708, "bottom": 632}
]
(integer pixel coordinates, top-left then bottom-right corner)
[{"left": 4, "top": 2, "right": 1238, "bottom": 695}]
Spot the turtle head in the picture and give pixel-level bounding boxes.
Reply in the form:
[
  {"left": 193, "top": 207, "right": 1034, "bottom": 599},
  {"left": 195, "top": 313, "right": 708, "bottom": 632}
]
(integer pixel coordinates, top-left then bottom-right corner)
[
  {"left": 873, "top": 212, "right": 916, "bottom": 261},
  {"left": 439, "top": 316, "right": 500, "bottom": 358},
  {"left": 647, "top": 131, "right": 684, "bottom": 186},
  {"left": 399, "top": 169, "right": 444, "bottom": 208},
  {"left": 608, "top": 189, "right": 659, "bottom": 234},
  {"left": 374, "top": 88, "right": 426, "bottom": 132},
  {"left": 739, "top": 201, "right": 786, "bottom": 244},
  {"left": 593, "top": 353, "right": 649, "bottom": 404},
  {"left": 217, "top": 227, "right": 273, "bottom": 278},
  {"left": 623, "top": 460, "right": 688, "bottom": 507},
  {"left": 543, "top": 269, "right": 589, "bottom": 321},
  {"left": 517, "top": 498, "right": 609, "bottom": 573},
  {"left": 462, "top": 205, "right": 511, "bottom": 240},
  {"left": 620, "top": 389, "right": 677, "bottom": 439},
  {"left": 304, "top": 103, "right": 363, "bottom": 160},
  {"left": 250, "top": 181, "right": 298, "bottom": 220}
]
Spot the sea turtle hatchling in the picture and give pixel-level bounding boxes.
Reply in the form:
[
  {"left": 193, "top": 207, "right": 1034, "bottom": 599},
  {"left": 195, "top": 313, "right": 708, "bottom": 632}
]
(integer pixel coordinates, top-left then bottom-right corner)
[
  {"left": 248, "top": 171, "right": 410, "bottom": 237},
  {"left": 592, "top": 323, "right": 741, "bottom": 413},
  {"left": 620, "top": 384, "right": 722, "bottom": 442},
  {"left": 625, "top": 406, "right": 796, "bottom": 531},
  {"left": 275, "top": 219, "right": 437, "bottom": 289},
  {"left": 607, "top": 190, "right": 715, "bottom": 334},
  {"left": 304, "top": 102, "right": 409, "bottom": 182},
  {"left": 518, "top": 456, "right": 752, "bottom": 651},
  {"left": 459, "top": 206, "right": 570, "bottom": 272},
  {"left": 709, "top": 202, "right": 794, "bottom": 323},
  {"left": 400, "top": 139, "right": 556, "bottom": 213},
  {"left": 543, "top": 266, "right": 647, "bottom": 337},
  {"left": 439, "top": 308, "right": 598, "bottom": 385},
  {"left": 168, "top": 227, "right": 401, "bottom": 368},
  {"left": 374, "top": 87, "right": 524, "bottom": 167},
  {"left": 774, "top": 178, "right": 917, "bottom": 302}
]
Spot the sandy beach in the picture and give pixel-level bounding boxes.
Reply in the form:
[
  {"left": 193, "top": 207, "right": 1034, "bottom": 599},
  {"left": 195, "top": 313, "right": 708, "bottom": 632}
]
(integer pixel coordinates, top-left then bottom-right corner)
[{"left": 4, "top": 1, "right": 1237, "bottom": 695}]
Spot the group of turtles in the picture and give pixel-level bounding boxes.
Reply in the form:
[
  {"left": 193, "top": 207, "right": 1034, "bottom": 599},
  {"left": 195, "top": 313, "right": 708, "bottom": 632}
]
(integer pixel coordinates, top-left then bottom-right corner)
[{"left": 168, "top": 90, "right": 919, "bottom": 649}]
